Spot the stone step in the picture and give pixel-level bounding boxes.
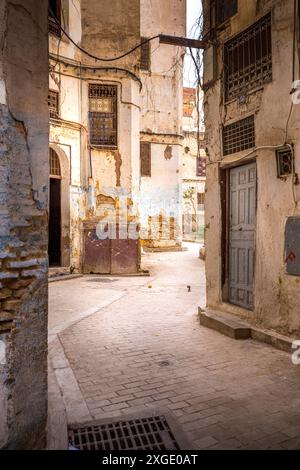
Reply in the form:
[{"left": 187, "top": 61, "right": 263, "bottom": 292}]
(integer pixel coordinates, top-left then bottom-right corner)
[
  {"left": 199, "top": 308, "right": 295, "bottom": 353},
  {"left": 198, "top": 308, "right": 252, "bottom": 340}
]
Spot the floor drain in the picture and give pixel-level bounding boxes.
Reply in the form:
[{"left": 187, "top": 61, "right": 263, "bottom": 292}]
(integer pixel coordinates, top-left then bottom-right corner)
[
  {"left": 159, "top": 360, "right": 171, "bottom": 367},
  {"left": 68, "top": 414, "right": 186, "bottom": 450}
]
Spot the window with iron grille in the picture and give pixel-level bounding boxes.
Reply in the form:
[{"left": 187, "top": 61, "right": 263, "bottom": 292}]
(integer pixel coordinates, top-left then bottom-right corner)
[
  {"left": 140, "top": 142, "right": 151, "bottom": 177},
  {"left": 49, "top": 148, "right": 61, "bottom": 177},
  {"left": 140, "top": 38, "right": 151, "bottom": 71},
  {"left": 48, "top": 90, "right": 59, "bottom": 119},
  {"left": 89, "top": 84, "right": 118, "bottom": 148},
  {"left": 196, "top": 156, "right": 206, "bottom": 177},
  {"left": 224, "top": 13, "right": 272, "bottom": 101},
  {"left": 216, "top": 0, "right": 238, "bottom": 26},
  {"left": 223, "top": 115, "right": 255, "bottom": 156},
  {"left": 49, "top": 0, "right": 61, "bottom": 38},
  {"left": 276, "top": 146, "right": 294, "bottom": 178}
]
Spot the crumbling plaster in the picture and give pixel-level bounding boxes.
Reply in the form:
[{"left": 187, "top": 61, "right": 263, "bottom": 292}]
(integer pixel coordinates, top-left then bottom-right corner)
[
  {"left": 204, "top": 0, "right": 300, "bottom": 335},
  {"left": 0, "top": 0, "right": 49, "bottom": 448}
]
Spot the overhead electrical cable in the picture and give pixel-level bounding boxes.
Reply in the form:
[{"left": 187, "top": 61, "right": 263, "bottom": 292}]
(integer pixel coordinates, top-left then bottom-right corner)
[{"left": 48, "top": 6, "right": 159, "bottom": 63}]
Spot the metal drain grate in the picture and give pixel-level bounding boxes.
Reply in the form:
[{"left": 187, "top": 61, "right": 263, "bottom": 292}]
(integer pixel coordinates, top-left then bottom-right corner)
[{"left": 69, "top": 415, "right": 182, "bottom": 450}]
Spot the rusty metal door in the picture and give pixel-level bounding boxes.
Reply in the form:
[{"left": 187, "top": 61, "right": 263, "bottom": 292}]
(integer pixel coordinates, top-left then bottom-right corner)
[{"left": 229, "top": 163, "right": 256, "bottom": 310}]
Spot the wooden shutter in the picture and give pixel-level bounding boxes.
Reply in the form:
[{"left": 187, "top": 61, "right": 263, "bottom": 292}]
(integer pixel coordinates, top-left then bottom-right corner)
[
  {"left": 140, "top": 142, "right": 151, "bottom": 177},
  {"left": 140, "top": 38, "right": 151, "bottom": 71}
]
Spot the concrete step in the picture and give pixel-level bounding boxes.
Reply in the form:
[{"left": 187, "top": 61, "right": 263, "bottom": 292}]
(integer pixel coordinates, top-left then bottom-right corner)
[
  {"left": 199, "top": 308, "right": 295, "bottom": 353},
  {"left": 199, "top": 308, "right": 252, "bottom": 340}
]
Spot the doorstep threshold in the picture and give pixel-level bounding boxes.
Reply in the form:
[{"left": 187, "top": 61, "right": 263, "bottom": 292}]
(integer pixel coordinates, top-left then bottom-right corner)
[{"left": 198, "top": 308, "right": 294, "bottom": 353}]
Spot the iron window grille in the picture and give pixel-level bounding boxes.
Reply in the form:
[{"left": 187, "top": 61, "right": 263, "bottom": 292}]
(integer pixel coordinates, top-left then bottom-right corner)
[
  {"left": 276, "top": 146, "right": 294, "bottom": 178},
  {"left": 48, "top": 90, "right": 59, "bottom": 119},
  {"left": 196, "top": 156, "right": 206, "bottom": 177},
  {"left": 140, "top": 142, "right": 151, "bottom": 177},
  {"left": 50, "top": 148, "right": 61, "bottom": 178},
  {"left": 49, "top": 0, "right": 61, "bottom": 38},
  {"left": 140, "top": 38, "right": 151, "bottom": 71},
  {"left": 224, "top": 13, "right": 272, "bottom": 101},
  {"left": 223, "top": 115, "right": 255, "bottom": 156},
  {"left": 89, "top": 84, "right": 118, "bottom": 148},
  {"left": 216, "top": 0, "right": 238, "bottom": 26}
]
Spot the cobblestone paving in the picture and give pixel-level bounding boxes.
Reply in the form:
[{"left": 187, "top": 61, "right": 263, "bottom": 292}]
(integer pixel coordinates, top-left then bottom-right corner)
[{"left": 55, "top": 245, "right": 300, "bottom": 450}]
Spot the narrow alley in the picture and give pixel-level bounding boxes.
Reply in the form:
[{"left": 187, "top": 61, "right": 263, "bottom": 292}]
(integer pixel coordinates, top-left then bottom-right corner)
[{"left": 49, "top": 244, "right": 300, "bottom": 450}]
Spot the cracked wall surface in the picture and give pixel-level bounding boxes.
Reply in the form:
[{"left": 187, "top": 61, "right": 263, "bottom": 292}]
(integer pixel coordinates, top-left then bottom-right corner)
[
  {"left": 203, "top": 0, "right": 300, "bottom": 336},
  {"left": 0, "top": 0, "right": 49, "bottom": 449}
]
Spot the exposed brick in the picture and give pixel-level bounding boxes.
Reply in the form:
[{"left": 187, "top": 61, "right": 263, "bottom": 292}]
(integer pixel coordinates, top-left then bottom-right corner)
[
  {"left": 0, "top": 288, "right": 12, "bottom": 299},
  {"left": 8, "top": 259, "right": 38, "bottom": 269}
]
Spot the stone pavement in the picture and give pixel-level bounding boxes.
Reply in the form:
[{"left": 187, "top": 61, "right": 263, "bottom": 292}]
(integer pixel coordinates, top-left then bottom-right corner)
[{"left": 49, "top": 243, "right": 300, "bottom": 450}]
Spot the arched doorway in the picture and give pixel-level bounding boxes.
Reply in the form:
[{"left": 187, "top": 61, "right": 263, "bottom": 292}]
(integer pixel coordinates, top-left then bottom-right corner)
[{"left": 49, "top": 148, "right": 62, "bottom": 266}]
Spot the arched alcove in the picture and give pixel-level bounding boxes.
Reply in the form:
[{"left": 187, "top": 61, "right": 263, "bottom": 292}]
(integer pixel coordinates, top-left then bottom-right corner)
[{"left": 49, "top": 145, "right": 71, "bottom": 267}]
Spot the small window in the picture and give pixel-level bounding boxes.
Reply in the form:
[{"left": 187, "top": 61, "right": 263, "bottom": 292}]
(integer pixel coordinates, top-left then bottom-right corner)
[
  {"left": 48, "top": 90, "right": 59, "bottom": 119},
  {"left": 224, "top": 13, "right": 272, "bottom": 101},
  {"left": 49, "top": 0, "right": 61, "bottom": 38},
  {"left": 216, "top": 0, "right": 238, "bottom": 26},
  {"left": 197, "top": 193, "right": 205, "bottom": 210},
  {"left": 140, "top": 38, "right": 151, "bottom": 71},
  {"left": 140, "top": 142, "right": 151, "bottom": 177},
  {"left": 196, "top": 156, "right": 206, "bottom": 177},
  {"left": 223, "top": 115, "right": 255, "bottom": 156},
  {"left": 49, "top": 148, "right": 61, "bottom": 177},
  {"left": 88, "top": 84, "right": 118, "bottom": 148}
]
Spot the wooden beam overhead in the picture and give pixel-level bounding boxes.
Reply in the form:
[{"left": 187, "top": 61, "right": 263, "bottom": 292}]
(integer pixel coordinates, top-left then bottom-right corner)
[{"left": 159, "top": 35, "right": 206, "bottom": 49}]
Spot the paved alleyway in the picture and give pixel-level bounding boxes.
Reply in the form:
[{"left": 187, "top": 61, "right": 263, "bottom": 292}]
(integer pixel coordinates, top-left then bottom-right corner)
[{"left": 49, "top": 244, "right": 300, "bottom": 450}]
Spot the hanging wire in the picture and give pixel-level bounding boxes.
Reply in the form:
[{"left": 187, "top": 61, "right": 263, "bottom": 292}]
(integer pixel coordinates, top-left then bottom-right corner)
[{"left": 48, "top": 5, "right": 159, "bottom": 63}]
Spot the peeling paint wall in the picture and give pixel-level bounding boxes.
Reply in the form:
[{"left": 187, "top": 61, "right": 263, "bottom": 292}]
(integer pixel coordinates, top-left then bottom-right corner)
[
  {"left": 0, "top": 0, "right": 48, "bottom": 448},
  {"left": 203, "top": 0, "right": 300, "bottom": 335},
  {"left": 49, "top": 0, "right": 141, "bottom": 273},
  {"left": 49, "top": 0, "right": 186, "bottom": 266},
  {"left": 182, "top": 88, "right": 206, "bottom": 241},
  {"left": 140, "top": 0, "right": 186, "bottom": 248}
]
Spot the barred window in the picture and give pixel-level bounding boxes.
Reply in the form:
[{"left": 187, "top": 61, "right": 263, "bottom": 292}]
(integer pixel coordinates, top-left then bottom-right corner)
[
  {"left": 140, "top": 142, "right": 151, "bottom": 177},
  {"left": 223, "top": 115, "right": 255, "bottom": 156},
  {"left": 89, "top": 84, "right": 118, "bottom": 148},
  {"left": 48, "top": 90, "right": 59, "bottom": 119},
  {"left": 140, "top": 38, "right": 151, "bottom": 71},
  {"left": 50, "top": 148, "right": 61, "bottom": 177},
  {"left": 216, "top": 0, "right": 238, "bottom": 26},
  {"left": 49, "top": 0, "right": 61, "bottom": 38},
  {"left": 224, "top": 13, "right": 272, "bottom": 101},
  {"left": 196, "top": 156, "right": 206, "bottom": 177}
]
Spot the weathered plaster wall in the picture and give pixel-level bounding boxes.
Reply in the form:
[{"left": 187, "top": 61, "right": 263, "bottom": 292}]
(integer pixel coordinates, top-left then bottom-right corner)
[
  {"left": 49, "top": 2, "right": 88, "bottom": 271},
  {"left": 140, "top": 0, "right": 186, "bottom": 247},
  {"left": 0, "top": 0, "right": 49, "bottom": 448},
  {"left": 81, "top": 0, "right": 140, "bottom": 71},
  {"left": 49, "top": 0, "right": 142, "bottom": 272},
  {"left": 203, "top": 0, "right": 300, "bottom": 335},
  {"left": 182, "top": 129, "right": 206, "bottom": 241}
]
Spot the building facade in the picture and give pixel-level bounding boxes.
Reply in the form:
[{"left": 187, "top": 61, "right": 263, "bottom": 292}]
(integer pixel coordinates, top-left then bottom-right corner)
[
  {"left": 48, "top": 0, "right": 186, "bottom": 271},
  {"left": 202, "top": 0, "right": 300, "bottom": 336},
  {"left": 139, "top": 0, "right": 186, "bottom": 249},
  {"left": 182, "top": 87, "right": 206, "bottom": 242}
]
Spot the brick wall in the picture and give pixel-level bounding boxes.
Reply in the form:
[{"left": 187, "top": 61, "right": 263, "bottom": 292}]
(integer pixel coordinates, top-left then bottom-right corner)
[{"left": 0, "top": 0, "right": 49, "bottom": 449}]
